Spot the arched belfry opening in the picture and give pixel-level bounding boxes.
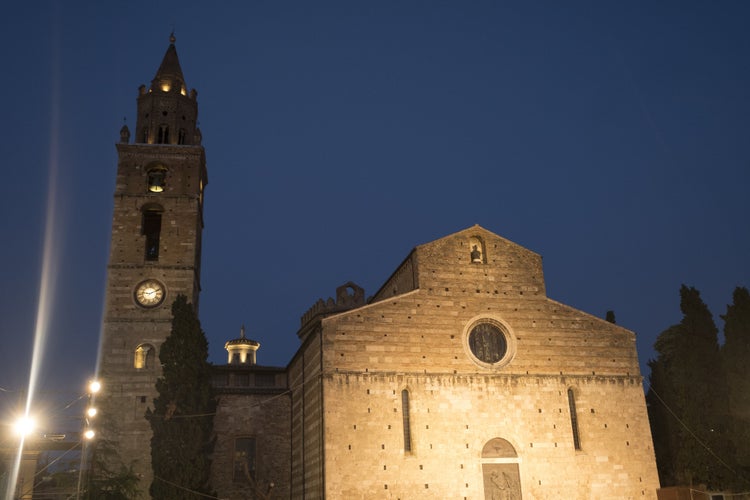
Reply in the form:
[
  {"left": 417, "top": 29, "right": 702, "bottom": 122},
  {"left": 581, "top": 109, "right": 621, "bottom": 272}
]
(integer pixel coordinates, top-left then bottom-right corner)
[
  {"left": 141, "top": 203, "right": 164, "bottom": 261},
  {"left": 146, "top": 163, "right": 168, "bottom": 193},
  {"left": 157, "top": 124, "right": 169, "bottom": 144},
  {"left": 481, "top": 438, "right": 523, "bottom": 499}
]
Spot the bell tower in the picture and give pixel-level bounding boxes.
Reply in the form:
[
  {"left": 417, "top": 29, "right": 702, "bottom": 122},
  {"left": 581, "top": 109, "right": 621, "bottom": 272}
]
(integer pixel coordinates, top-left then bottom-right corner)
[{"left": 97, "top": 34, "right": 207, "bottom": 490}]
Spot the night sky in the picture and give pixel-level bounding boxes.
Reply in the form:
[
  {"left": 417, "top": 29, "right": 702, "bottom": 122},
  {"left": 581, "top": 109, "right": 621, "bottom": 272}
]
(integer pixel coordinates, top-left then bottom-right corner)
[{"left": 1, "top": 2, "right": 748, "bottom": 434}]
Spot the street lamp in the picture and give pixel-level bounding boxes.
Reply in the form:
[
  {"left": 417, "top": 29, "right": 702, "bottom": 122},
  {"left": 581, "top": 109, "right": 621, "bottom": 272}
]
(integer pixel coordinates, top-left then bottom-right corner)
[
  {"left": 5, "top": 411, "right": 39, "bottom": 500},
  {"left": 88, "top": 380, "right": 101, "bottom": 394},
  {"left": 12, "top": 415, "right": 36, "bottom": 438},
  {"left": 76, "top": 379, "right": 101, "bottom": 499}
]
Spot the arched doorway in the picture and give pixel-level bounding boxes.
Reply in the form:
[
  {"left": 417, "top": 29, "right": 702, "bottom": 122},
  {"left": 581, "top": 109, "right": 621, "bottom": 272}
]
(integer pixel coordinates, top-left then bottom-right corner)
[{"left": 481, "top": 438, "right": 522, "bottom": 500}]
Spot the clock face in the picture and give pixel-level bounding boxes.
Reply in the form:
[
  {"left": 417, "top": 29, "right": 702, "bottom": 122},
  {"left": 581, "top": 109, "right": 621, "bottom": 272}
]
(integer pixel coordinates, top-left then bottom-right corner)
[{"left": 135, "top": 280, "right": 165, "bottom": 308}]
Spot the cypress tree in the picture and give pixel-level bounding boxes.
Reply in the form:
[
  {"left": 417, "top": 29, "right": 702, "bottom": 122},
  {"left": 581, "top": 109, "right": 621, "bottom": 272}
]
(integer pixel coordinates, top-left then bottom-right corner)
[
  {"left": 146, "top": 295, "right": 216, "bottom": 499},
  {"left": 721, "top": 287, "right": 750, "bottom": 476},
  {"left": 647, "top": 353, "right": 677, "bottom": 485},
  {"left": 647, "top": 285, "right": 732, "bottom": 489}
]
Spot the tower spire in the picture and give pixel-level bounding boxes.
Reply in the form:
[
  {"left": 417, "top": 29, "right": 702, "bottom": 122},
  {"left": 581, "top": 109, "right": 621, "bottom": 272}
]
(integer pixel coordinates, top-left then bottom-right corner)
[
  {"left": 150, "top": 34, "right": 187, "bottom": 94},
  {"left": 134, "top": 36, "right": 200, "bottom": 145}
]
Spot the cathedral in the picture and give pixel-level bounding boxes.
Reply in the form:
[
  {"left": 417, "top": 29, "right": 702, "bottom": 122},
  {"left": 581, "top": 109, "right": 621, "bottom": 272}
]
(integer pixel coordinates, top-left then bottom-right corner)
[{"left": 97, "top": 36, "right": 660, "bottom": 499}]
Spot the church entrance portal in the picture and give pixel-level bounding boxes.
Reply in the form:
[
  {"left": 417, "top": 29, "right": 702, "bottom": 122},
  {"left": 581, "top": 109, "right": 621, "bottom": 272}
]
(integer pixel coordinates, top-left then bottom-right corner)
[{"left": 481, "top": 438, "right": 522, "bottom": 500}]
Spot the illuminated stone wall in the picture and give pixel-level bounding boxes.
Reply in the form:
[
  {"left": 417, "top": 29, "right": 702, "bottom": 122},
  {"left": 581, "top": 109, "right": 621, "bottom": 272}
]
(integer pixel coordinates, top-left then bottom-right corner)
[
  {"left": 314, "top": 225, "right": 659, "bottom": 498},
  {"left": 210, "top": 225, "right": 659, "bottom": 498}
]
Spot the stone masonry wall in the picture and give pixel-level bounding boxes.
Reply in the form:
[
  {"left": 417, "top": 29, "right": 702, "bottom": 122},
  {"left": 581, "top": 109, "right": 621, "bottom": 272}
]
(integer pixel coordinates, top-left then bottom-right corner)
[
  {"left": 322, "top": 372, "right": 658, "bottom": 499},
  {"left": 289, "top": 333, "right": 324, "bottom": 499},
  {"left": 315, "top": 225, "right": 659, "bottom": 498},
  {"left": 212, "top": 391, "right": 291, "bottom": 500}
]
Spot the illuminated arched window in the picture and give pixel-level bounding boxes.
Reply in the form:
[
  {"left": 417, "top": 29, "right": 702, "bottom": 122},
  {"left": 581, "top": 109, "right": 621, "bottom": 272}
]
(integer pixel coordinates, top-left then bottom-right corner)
[
  {"left": 568, "top": 388, "right": 581, "bottom": 450},
  {"left": 134, "top": 344, "right": 154, "bottom": 369}
]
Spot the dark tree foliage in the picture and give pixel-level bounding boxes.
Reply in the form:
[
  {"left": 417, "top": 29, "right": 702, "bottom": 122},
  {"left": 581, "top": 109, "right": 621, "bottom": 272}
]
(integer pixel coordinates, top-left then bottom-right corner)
[
  {"left": 721, "top": 287, "right": 750, "bottom": 475},
  {"left": 84, "top": 441, "right": 141, "bottom": 499},
  {"left": 147, "top": 295, "right": 216, "bottom": 499},
  {"left": 647, "top": 334, "right": 678, "bottom": 486},
  {"left": 647, "top": 285, "right": 735, "bottom": 490},
  {"left": 605, "top": 310, "right": 616, "bottom": 324},
  {"left": 83, "top": 411, "right": 142, "bottom": 499}
]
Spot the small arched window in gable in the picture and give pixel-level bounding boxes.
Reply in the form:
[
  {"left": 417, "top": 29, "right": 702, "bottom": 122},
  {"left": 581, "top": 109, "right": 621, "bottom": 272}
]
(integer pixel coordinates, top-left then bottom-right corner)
[
  {"left": 147, "top": 164, "right": 167, "bottom": 193},
  {"left": 469, "top": 236, "right": 486, "bottom": 264},
  {"left": 134, "top": 344, "right": 154, "bottom": 369}
]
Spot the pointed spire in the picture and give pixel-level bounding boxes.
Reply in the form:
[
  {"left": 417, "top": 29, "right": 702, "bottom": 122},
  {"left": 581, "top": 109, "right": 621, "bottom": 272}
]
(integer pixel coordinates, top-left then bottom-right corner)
[
  {"left": 150, "top": 32, "right": 187, "bottom": 94},
  {"left": 135, "top": 34, "right": 200, "bottom": 145}
]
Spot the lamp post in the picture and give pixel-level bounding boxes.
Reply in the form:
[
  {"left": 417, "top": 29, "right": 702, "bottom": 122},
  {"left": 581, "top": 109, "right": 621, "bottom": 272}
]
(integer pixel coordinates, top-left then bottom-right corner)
[
  {"left": 76, "top": 379, "right": 100, "bottom": 500},
  {"left": 6, "top": 414, "right": 36, "bottom": 500}
]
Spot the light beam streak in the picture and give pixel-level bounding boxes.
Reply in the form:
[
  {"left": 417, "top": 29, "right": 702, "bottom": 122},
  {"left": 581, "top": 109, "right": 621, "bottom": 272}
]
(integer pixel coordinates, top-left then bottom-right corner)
[{"left": 5, "top": 11, "right": 62, "bottom": 499}]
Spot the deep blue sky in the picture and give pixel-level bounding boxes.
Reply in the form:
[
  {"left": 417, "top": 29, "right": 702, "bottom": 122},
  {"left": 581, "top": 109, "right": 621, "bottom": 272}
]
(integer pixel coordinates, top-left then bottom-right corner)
[{"left": 1, "top": 2, "right": 748, "bottom": 433}]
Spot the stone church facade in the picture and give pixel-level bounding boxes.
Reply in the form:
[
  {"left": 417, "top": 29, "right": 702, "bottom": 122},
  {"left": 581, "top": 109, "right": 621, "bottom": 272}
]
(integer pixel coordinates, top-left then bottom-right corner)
[{"left": 98, "top": 37, "right": 660, "bottom": 499}]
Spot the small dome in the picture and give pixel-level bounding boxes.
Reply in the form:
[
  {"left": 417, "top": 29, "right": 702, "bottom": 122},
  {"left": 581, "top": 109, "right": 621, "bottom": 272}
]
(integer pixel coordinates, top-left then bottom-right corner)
[
  {"left": 225, "top": 324, "right": 259, "bottom": 348},
  {"left": 225, "top": 337, "right": 260, "bottom": 347},
  {"left": 225, "top": 325, "right": 260, "bottom": 365}
]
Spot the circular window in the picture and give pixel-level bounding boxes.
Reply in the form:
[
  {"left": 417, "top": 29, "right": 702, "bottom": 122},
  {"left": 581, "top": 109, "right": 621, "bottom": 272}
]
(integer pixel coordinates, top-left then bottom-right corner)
[
  {"left": 463, "top": 316, "right": 516, "bottom": 369},
  {"left": 468, "top": 323, "right": 507, "bottom": 363}
]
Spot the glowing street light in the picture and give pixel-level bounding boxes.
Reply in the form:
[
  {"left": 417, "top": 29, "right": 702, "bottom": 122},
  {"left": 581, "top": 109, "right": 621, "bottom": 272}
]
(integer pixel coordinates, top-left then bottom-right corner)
[
  {"left": 13, "top": 415, "right": 36, "bottom": 438},
  {"left": 77, "top": 377, "right": 102, "bottom": 499},
  {"left": 88, "top": 380, "right": 101, "bottom": 394}
]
